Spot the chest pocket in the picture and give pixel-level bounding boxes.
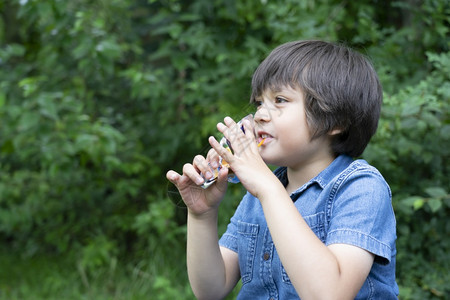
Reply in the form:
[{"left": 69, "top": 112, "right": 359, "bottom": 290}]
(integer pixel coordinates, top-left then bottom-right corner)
[
  {"left": 237, "top": 221, "right": 259, "bottom": 284},
  {"left": 281, "top": 212, "right": 326, "bottom": 284}
]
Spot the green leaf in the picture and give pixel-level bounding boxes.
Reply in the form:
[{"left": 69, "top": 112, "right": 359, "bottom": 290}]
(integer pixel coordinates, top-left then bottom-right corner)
[
  {"left": 440, "top": 125, "right": 450, "bottom": 139},
  {"left": 18, "top": 112, "right": 40, "bottom": 131},
  {"left": 401, "top": 196, "right": 423, "bottom": 208},
  {"left": 413, "top": 198, "right": 425, "bottom": 210},
  {"left": 425, "top": 187, "right": 447, "bottom": 198},
  {"left": 400, "top": 104, "right": 420, "bottom": 117},
  {"left": 427, "top": 198, "right": 442, "bottom": 213}
]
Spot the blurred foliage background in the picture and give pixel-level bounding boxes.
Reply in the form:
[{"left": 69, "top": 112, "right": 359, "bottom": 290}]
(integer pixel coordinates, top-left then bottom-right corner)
[{"left": 0, "top": 0, "right": 448, "bottom": 299}]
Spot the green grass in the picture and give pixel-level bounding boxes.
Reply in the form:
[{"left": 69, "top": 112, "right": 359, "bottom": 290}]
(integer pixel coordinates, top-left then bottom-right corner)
[
  {"left": 0, "top": 246, "right": 243, "bottom": 300},
  {"left": 0, "top": 247, "right": 193, "bottom": 300}
]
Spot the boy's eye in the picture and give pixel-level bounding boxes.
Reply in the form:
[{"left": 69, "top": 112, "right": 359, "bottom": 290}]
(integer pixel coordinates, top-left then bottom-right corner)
[
  {"left": 253, "top": 100, "right": 263, "bottom": 108},
  {"left": 275, "top": 96, "right": 287, "bottom": 103}
]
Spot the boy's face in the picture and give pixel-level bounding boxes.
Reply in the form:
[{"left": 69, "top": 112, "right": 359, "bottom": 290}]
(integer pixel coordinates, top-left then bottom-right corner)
[{"left": 253, "top": 86, "right": 333, "bottom": 169}]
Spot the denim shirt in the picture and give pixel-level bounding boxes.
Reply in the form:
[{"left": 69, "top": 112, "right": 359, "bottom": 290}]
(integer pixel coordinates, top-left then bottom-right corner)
[{"left": 219, "top": 155, "right": 399, "bottom": 299}]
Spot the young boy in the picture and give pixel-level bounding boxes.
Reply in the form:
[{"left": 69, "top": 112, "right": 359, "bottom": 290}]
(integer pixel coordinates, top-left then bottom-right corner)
[{"left": 166, "top": 40, "right": 398, "bottom": 299}]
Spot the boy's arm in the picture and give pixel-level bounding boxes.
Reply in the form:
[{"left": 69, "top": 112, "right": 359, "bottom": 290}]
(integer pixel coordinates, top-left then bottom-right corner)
[
  {"left": 259, "top": 181, "right": 374, "bottom": 300},
  {"left": 166, "top": 151, "right": 240, "bottom": 300},
  {"left": 208, "top": 116, "right": 385, "bottom": 298},
  {"left": 186, "top": 209, "right": 240, "bottom": 300}
]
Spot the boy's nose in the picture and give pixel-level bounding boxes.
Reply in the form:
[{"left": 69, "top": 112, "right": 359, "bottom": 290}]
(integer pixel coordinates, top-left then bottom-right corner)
[{"left": 254, "top": 105, "right": 272, "bottom": 123}]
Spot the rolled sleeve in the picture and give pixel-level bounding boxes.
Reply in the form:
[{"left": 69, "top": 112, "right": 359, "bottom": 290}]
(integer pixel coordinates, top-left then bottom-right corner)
[
  {"left": 219, "top": 230, "right": 238, "bottom": 253},
  {"left": 219, "top": 192, "right": 250, "bottom": 253},
  {"left": 325, "top": 165, "right": 396, "bottom": 264}
]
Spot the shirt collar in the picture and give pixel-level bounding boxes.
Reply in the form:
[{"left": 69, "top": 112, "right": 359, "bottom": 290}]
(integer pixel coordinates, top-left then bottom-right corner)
[{"left": 274, "top": 155, "right": 354, "bottom": 196}]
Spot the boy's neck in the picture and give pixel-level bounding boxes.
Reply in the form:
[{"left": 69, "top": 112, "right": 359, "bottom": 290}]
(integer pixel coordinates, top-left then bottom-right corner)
[{"left": 285, "top": 155, "right": 335, "bottom": 195}]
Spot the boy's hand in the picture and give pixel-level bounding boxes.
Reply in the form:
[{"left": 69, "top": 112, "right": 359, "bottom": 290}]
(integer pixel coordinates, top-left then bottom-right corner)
[
  {"left": 209, "top": 116, "right": 276, "bottom": 199},
  {"left": 166, "top": 149, "right": 229, "bottom": 217}
]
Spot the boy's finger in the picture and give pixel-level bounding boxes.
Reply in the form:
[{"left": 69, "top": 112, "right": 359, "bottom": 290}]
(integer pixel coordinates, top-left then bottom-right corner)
[
  {"left": 223, "top": 116, "right": 237, "bottom": 127},
  {"left": 206, "top": 148, "right": 221, "bottom": 169},
  {"left": 208, "top": 136, "right": 234, "bottom": 164},
  {"left": 192, "top": 155, "right": 215, "bottom": 180},
  {"left": 167, "top": 170, "right": 194, "bottom": 189},
  {"left": 214, "top": 166, "right": 230, "bottom": 190},
  {"left": 166, "top": 170, "right": 180, "bottom": 183},
  {"left": 242, "top": 118, "right": 256, "bottom": 140},
  {"left": 219, "top": 117, "right": 242, "bottom": 142},
  {"left": 182, "top": 163, "right": 205, "bottom": 185}
]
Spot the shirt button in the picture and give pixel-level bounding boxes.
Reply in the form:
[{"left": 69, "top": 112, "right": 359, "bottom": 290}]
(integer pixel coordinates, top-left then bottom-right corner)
[{"left": 263, "top": 252, "right": 270, "bottom": 260}]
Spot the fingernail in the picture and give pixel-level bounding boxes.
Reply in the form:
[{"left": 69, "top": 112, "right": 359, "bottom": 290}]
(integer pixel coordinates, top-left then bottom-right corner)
[
  {"left": 205, "top": 171, "right": 213, "bottom": 179},
  {"left": 196, "top": 177, "right": 204, "bottom": 184},
  {"left": 210, "top": 161, "right": 218, "bottom": 169}
]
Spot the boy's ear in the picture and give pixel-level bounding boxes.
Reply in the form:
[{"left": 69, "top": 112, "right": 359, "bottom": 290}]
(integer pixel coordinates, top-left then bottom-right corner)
[{"left": 328, "top": 128, "right": 343, "bottom": 136}]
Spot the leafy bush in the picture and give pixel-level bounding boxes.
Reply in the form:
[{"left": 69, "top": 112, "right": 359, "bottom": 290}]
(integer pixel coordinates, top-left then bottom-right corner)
[
  {"left": 0, "top": 0, "right": 448, "bottom": 298},
  {"left": 365, "top": 51, "right": 450, "bottom": 298}
]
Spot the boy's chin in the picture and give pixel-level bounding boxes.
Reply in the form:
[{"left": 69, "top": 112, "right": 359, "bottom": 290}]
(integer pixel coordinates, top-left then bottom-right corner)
[{"left": 261, "top": 156, "right": 282, "bottom": 167}]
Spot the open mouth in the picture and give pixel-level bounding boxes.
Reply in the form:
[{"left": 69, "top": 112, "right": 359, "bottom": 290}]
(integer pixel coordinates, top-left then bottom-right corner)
[{"left": 257, "top": 132, "right": 273, "bottom": 144}]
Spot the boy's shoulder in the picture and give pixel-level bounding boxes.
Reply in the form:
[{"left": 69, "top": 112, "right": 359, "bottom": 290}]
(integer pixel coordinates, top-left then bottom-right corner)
[
  {"left": 309, "top": 155, "right": 389, "bottom": 194},
  {"left": 331, "top": 157, "right": 392, "bottom": 198},
  {"left": 270, "top": 155, "right": 389, "bottom": 196},
  {"left": 343, "top": 158, "right": 388, "bottom": 183}
]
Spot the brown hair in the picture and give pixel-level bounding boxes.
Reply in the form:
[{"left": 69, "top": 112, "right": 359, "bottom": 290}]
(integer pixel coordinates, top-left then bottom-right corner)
[{"left": 250, "top": 40, "right": 382, "bottom": 158}]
